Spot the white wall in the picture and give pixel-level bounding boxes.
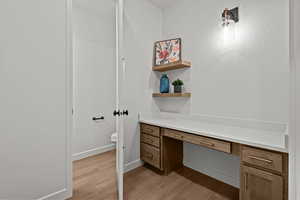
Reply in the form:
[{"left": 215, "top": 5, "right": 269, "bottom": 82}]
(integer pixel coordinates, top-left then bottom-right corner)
[
  {"left": 0, "top": 1, "right": 72, "bottom": 199},
  {"left": 159, "top": 0, "right": 289, "bottom": 187},
  {"left": 123, "top": 0, "right": 162, "bottom": 168},
  {"left": 72, "top": 0, "right": 116, "bottom": 159},
  {"left": 161, "top": 0, "right": 289, "bottom": 122},
  {"left": 291, "top": 0, "right": 300, "bottom": 198}
]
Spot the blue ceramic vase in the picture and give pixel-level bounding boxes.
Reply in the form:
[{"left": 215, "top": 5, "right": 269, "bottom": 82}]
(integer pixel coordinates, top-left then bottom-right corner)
[{"left": 160, "top": 74, "right": 170, "bottom": 93}]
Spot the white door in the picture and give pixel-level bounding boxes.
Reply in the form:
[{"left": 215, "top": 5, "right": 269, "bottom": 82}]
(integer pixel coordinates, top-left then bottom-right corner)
[
  {"left": 0, "top": 0, "right": 72, "bottom": 199},
  {"left": 72, "top": 0, "right": 116, "bottom": 161},
  {"left": 116, "top": 0, "right": 125, "bottom": 199}
]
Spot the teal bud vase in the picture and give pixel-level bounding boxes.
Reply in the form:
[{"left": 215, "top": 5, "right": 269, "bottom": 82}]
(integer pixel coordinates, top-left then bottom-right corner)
[{"left": 160, "top": 74, "right": 170, "bottom": 93}]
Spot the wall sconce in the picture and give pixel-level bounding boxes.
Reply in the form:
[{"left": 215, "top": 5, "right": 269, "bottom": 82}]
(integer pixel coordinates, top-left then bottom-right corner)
[{"left": 222, "top": 7, "right": 239, "bottom": 26}]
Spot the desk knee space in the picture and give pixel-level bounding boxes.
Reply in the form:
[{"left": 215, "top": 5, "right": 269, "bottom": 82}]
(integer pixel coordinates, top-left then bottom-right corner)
[{"left": 162, "top": 132, "right": 183, "bottom": 174}]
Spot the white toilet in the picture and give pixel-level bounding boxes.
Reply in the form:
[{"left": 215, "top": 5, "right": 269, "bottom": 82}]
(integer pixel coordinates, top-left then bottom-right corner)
[{"left": 111, "top": 132, "right": 117, "bottom": 143}]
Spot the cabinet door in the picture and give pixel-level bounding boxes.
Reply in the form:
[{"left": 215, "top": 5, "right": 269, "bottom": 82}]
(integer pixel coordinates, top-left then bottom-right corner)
[{"left": 241, "top": 165, "right": 283, "bottom": 200}]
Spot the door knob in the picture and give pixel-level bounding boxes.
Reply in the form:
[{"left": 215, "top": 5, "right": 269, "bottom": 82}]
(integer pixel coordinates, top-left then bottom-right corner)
[
  {"left": 113, "top": 110, "right": 121, "bottom": 116},
  {"left": 113, "top": 110, "right": 129, "bottom": 116},
  {"left": 122, "top": 110, "right": 129, "bottom": 116}
]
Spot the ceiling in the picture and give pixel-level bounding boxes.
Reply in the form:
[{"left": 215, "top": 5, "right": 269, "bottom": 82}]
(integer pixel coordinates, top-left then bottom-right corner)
[{"left": 148, "top": 0, "right": 178, "bottom": 8}]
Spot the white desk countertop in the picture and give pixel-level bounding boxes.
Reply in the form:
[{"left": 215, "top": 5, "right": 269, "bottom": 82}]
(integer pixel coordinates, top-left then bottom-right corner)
[{"left": 139, "top": 113, "right": 288, "bottom": 153}]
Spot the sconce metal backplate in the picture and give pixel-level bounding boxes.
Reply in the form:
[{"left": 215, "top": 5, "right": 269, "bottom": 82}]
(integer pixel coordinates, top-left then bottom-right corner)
[
  {"left": 230, "top": 7, "right": 239, "bottom": 23},
  {"left": 222, "top": 7, "right": 239, "bottom": 23}
]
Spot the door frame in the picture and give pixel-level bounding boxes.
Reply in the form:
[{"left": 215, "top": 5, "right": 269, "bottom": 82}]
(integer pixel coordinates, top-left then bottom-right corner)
[
  {"left": 289, "top": 0, "right": 298, "bottom": 199},
  {"left": 66, "top": 0, "right": 299, "bottom": 199},
  {"left": 66, "top": 0, "right": 123, "bottom": 199},
  {"left": 65, "top": 0, "right": 73, "bottom": 198},
  {"left": 116, "top": 0, "right": 124, "bottom": 199}
]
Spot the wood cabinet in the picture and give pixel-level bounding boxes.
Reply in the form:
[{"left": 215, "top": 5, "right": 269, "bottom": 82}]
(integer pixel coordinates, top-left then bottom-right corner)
[
  {"left": 242, "top": 146, "right": 283, "bottom": 173},
  {"left": 141, "top": 133, "right": 160, "bottom": 148},
  {"left": 141, "top": 123, "right": 160, "bottom": 137},
  {"left": 140, "top": 124, "right": 163, "bottom": 170},
  {"left": 240, "top": 146, "right": 288, "bottom": 200},
  {"left": 241, "top": 165, "right": 283, "bottom": 200},
  {"left": 139, "top": 123, "right": 288, "bottom": 200},
  {"left": 140, "top": 143, "right": 161, "bottom": 169},
  {"left": 163, "top": 128, "right": 231, "bottom": 154}
]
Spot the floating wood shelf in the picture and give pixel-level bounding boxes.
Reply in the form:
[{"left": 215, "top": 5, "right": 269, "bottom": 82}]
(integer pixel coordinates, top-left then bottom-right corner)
[
  {"left": 152, "top": 93, "right": 191, "bottom": 97},
  {"left": 152, "top": 61, "right": 191, "bottom": 72}
]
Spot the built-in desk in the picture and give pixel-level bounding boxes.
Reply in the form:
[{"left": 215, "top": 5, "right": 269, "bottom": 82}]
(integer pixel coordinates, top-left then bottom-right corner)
[{"left": 139, "top": 115, "right": 288, "bottom": 200}]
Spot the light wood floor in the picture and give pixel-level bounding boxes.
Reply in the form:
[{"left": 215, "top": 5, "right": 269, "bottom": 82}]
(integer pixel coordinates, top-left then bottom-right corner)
[
  {"left": 70, "top": 150, "right": 239, "bottom": 200},
  {"left": 69, "top": 150, "right": 118, "bottom": 200}
]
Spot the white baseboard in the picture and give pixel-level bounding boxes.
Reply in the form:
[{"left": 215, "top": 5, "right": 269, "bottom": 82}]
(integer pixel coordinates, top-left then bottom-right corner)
[
  {"left": 125, "top": 159, "right": 144, "bottom": 173},
  {"left": 37, "top": 189, "right": 70, "bottom": 200},
  {"left": 72, "top": 144, "right": 116, "bottom": 161}
]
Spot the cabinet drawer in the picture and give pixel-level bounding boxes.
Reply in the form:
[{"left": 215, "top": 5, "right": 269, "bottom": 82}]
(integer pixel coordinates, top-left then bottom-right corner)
[
  {"left": 141, "top": 133, "right": 160, "bottom": 148},
  {"left": 242, "top": 146, "right": 283, "bottom": 173},
  {"left": 141, "top": 124, "right": 160, "bottom": 137},
  {"left": 182, "top": 133, "right": 231, "bottom": 153},
  {"left": 163, "top": 128, "right": 231, "bottom": 154},
  {"left": 163, "top": 129, "right": 184, "bottom": 140},
  {"left": 141, "top": 143, "right": 160, "bottom": 169}
]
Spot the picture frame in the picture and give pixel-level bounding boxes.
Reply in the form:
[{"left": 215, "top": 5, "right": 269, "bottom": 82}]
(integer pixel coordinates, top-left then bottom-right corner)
[{"left": 153, "top": 38, "right": 182, "bottom": 66}]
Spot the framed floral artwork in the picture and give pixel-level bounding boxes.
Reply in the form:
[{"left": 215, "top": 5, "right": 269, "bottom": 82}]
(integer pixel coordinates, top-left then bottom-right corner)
[{"left": 153, "top": 38, "right": 182, "bottom": 66}]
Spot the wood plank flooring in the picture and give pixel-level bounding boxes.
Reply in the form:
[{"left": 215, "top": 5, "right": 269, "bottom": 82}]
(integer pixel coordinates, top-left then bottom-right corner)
[
  {"left": 70, "top": 150, "right": 239, "bottom": 200},
  {"left": 125, "top": 165, "right": 239, "bottom": 200},
  {"left": 69, "top": 150, "right": 118, "bottom": 200}
]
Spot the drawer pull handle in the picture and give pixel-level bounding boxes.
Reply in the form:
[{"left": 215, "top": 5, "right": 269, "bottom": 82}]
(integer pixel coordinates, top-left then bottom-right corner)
[
  {"left": 200, "top": 141, "right": 215, "bottom": 147},
  {"left": 145, "top": 152, "right": 153, "bottom": 160},
  {"left": 244, "top": 173, "right": 248, "bottom": 191},
  {"left": 146, "top": 138, "right": 154, "bottom": 143},
  {"left": 248, "top": 155, "right": 273, "bottom": 164},
  {"left": 143, "top": 128, "right": 154, "bottom": 134},
  {"left": 196, "top": 140, "right": 215, "bottom": 147},
  {"left": 142, "top": 136, "right": 154, "bottom": 144}
]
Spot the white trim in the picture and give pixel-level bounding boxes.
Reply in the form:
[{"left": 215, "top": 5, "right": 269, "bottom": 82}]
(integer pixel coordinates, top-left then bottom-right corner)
[
  {"left": 66, "top": 0, "right": 73, "bottom": 199},
  {"left": 289, "top": 0, "right": 297, "bottom": 199},
  {"left": 116, "top": 1, "right": 125, "bottom": 199},
  {"left": 124, "top": 159, "right": 144, "bottom": 173},
  {"left": 72, "top": 144, "right": 116, "bottom": 161},
  {"left": 37, "top": 189, "right": 68, "bottom": 200}
]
